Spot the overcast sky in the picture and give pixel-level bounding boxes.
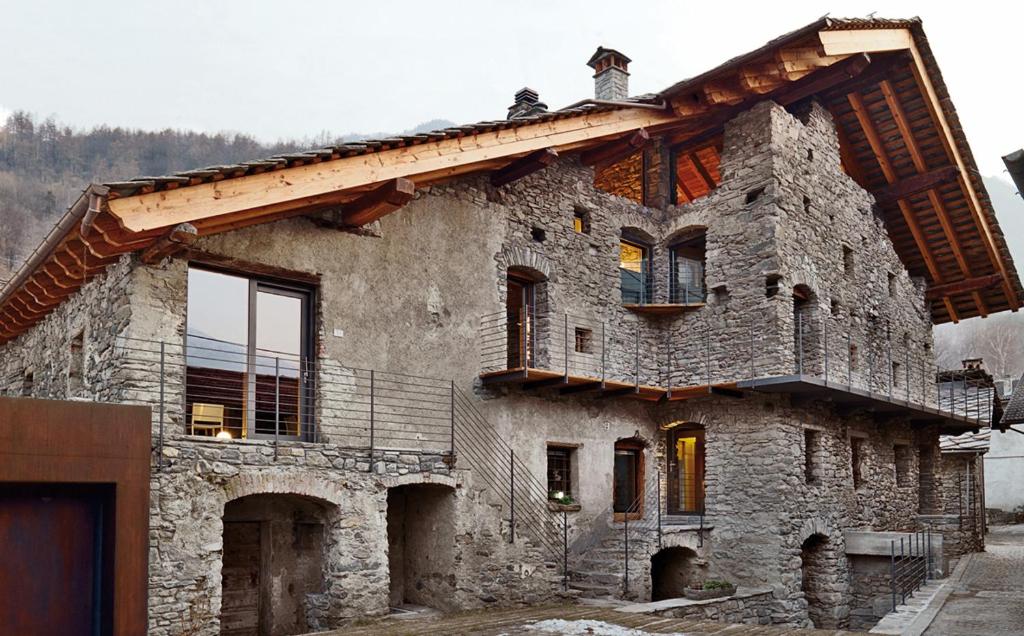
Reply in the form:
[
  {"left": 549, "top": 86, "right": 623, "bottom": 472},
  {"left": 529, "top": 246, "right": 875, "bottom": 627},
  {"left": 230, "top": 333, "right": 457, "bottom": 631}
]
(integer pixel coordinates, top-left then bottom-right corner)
[{"left": 0, "top": 1, "right": 1021, "bottom": 180}]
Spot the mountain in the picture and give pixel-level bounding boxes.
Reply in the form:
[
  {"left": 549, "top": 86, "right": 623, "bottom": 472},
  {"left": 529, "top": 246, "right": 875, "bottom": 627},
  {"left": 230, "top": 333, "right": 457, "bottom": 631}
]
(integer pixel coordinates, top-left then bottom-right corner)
[{"left": 0, "top": 112, "right": 455, "bottom": 280}]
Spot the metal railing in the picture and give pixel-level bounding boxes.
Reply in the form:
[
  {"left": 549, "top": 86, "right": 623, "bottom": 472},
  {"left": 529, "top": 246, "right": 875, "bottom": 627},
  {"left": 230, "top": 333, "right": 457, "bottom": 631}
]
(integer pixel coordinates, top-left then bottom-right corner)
[
  {"left": 479, "top": 304, "right": 992, "bottom": 424},
  {"left": 890, "top": 528, "right": 931, "bottom": 611},
  {"left": 107, "top": 335, "right": 570, "bottom": 583},
  {"left": 620, "top": 267, "right": 706, "bottom": 306}
]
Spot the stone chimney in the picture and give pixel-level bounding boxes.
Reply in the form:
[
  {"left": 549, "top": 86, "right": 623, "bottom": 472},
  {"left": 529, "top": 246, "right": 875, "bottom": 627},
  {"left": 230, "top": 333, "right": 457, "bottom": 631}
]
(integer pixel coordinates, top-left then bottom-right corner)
[
  {"left": 587, "top": 47, "right": 631, "bottom": 101},
  {"left": 962, "top": 358, "right": 984, "bottom": 371},
  {"left": 507, "top": 87, "right": 548, "bottom": 120}
]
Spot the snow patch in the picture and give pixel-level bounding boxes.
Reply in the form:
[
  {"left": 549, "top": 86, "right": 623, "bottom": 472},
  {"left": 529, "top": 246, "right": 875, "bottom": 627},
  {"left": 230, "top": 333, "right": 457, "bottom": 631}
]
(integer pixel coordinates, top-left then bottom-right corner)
[{"left": 523, "top": 619, "right": 691, "bottom": 635}]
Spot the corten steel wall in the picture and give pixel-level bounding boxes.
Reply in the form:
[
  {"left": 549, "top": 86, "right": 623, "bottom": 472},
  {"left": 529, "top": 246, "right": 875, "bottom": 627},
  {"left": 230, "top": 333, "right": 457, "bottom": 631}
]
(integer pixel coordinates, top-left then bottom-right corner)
[{"left": 0, "top": 396, "right": 151, "bottom": 635}]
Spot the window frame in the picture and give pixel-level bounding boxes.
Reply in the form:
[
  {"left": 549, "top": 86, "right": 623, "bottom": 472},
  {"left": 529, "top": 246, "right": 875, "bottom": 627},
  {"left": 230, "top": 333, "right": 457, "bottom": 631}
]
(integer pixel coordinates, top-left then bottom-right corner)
[
  {"left": 184, "top": 263, "right": 317, "bottom": 441},
  {"left": 546, "top": 444, "right": 575, "bottom": 501},
  {"left": 619, "top": 238, "right": 652, "bottom": 304}
]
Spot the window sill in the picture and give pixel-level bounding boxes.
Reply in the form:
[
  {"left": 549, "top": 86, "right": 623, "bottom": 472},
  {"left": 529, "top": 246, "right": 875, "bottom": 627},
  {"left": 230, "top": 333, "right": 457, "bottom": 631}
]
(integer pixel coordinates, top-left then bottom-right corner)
[{"left": 547, "top": 501, "right": 581, "bottom": 512}]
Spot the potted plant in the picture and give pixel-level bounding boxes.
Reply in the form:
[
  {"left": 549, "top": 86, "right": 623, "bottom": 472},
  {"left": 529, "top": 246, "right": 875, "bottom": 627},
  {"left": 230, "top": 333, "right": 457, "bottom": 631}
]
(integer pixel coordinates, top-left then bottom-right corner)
[
  {"left": 547, "top": 491, "right": 580, "bottom": 511},
  {"left": 684, "top": 579, "right": 736, "bottom": 600}
]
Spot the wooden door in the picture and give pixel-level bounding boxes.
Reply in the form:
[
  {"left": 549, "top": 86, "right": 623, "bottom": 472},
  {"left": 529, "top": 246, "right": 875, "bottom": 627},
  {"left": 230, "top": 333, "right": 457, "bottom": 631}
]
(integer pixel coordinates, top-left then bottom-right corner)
[
  {"left": 221, "top": 522, "right": 261, "bottom": 636},
  {"left": 0, "top": 488, "right": 106, "bottom": 636},
  {"left": 506, "top": 277, "right": 535, "bottom": 369}
]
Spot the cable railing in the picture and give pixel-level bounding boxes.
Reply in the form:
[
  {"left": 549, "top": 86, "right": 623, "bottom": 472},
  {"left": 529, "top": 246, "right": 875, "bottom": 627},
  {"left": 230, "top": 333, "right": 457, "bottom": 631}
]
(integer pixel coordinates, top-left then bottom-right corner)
[
  {"left": 106, "top": 334, "right": 571, "bottom": 582},
  {"left": 619, "top": 266, "right": 707, "bottom": 307},
  {"left": 478, "top": 303, "right": 991, "bottom": 424}
]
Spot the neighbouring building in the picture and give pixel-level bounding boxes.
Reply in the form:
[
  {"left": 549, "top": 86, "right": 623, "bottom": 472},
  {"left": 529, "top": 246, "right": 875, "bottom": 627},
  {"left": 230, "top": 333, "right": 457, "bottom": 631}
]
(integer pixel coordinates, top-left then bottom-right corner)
[
  {"left": 988, "top": 375, "right": 1024, "bottom": 521},
  {"left": 0, "top": 17, "right": 1020, "bottom": 635}
]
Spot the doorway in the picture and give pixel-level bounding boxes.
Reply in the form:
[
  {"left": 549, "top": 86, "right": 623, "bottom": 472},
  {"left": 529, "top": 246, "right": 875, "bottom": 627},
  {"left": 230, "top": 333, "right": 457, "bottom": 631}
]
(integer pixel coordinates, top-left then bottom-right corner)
[
  {"left": 506, "top": 273, "right": 536, "bottom": 369},
  {"left": 667, "top": 426, "right": 705, "bottom": 515},
  {"left": 220, "top": 494, "right": 328, "bottom": 636},
  {"left": 387, "top": 484, "right": 457, "bottom": 611},
  {"left": 801, "top": 533, "right": 830, "bottom": 628},
  {"left": 650, "top": 546, "right": 699, "bottom": 600}
]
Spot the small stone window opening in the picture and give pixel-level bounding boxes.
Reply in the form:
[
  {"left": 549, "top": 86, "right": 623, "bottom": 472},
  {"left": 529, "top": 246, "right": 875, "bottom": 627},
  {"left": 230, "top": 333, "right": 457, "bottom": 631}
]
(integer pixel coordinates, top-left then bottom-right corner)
[
  {"left": 803, "top": 195, "right": 812, "bottom": 214},
  {"left": 745, "top": 186, "right": 766, "bottom": 205},
  {"left": 892, "top": 361, "right": 901, "bottom": 388},
  {"left": 69, "top": 330, "right": 85, "bottom": 394},
  {"left": 842, "top": 246, "right": 854, "bottom": 275},
  {"left": 22, "top": 370, "right": 34, "bottom": 397},
  {"left": 894, "top": 444, "right": 912, "bottom": 487},
  {"left": 849, "top": 344, "right": 859, "bottom": 370},
  {"left": 804, "top": 429, "right": 821, "bottom": 484},
  {"left": 574, "top": 327, "right": 593, "bottom": 354},
  {"left": 531, "top": 227, "right": 547, "bottom": 243},
  {"left": 887, "top": 272, "right": 897, "bottom": 297},
  {"left": 807, "top": 148, "right": 814, "bottom": 162},
  {"left": 573, "top": 207, "right": 591, "bottom": 234},
  {"left": 547, "top": 445, "right": 575, "bottom": 502},
  {"left": 851, "top": 437, "right": 866, "bottom": 489},
  {"left": 765, "top": 274, "right": 782, "bottom": 298}
]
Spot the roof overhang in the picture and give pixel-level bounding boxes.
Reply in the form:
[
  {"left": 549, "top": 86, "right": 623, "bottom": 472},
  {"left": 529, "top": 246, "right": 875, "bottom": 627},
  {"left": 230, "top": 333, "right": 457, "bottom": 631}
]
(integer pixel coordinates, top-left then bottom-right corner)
[{"left": 1, "top": 17, "right": 1020, "bottom": 344}]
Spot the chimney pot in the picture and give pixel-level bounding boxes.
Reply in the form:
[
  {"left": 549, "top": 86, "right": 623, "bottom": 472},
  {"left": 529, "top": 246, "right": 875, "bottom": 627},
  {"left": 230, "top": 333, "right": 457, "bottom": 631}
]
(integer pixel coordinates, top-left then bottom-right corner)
[
  {"left": 507, "top": 86, "right": 548, "bottom": 120},
  {"left": 587, "top": 46, "right": 631, "bottom": 101}
]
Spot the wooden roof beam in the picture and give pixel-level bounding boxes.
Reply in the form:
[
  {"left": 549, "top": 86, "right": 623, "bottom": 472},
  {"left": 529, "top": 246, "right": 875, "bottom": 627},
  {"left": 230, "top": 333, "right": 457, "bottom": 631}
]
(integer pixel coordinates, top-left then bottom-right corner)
[
  {"left": 879, "top": 78, "right": 986, "bottom": 318},
  {"left": 581, "top": 128, "right": 650, "bottom": 168},
  {"left": 925, "top": 274, "right": 1004, "bottom": 301},
  {"left": 340, "top": 178, "right": 416, "bottom": 227},
  {"left": 107, "top": 107, "right": 679, "bottom": 233},
  {"left": 873, "top": 166, "right": 959, "bottom": 207},
  {"left": 140, "top": 223, "right": 199, "bottom": 265},
  {"left": 490, "top": 148, "right": 558, "bottom": 187},
  {"left": 688, "top": 152, "right": 717, "bottom": 191}
]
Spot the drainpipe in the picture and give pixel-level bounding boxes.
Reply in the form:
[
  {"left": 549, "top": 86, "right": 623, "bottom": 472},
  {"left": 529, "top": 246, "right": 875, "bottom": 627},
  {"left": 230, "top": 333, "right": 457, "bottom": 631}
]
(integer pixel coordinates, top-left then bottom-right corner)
[{"left": 0, "top": 183, "right": 110, "bottom": 306}]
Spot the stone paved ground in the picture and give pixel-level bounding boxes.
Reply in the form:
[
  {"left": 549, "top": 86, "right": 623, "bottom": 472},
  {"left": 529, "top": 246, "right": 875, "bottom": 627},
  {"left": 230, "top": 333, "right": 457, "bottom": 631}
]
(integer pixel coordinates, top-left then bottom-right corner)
[
  {"left": 923, "top": 524, "right": 1024, "bottom": 635},
  {"left": 316, "top": 604, "right": 854, "bottom": 635}
]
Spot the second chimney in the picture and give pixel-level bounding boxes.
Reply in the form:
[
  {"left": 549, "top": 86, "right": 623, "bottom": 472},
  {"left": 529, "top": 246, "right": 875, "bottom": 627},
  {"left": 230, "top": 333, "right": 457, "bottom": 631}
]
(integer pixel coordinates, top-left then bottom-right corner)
[{"left": 587, "top": 47, "right": 631, "bottom": 101}]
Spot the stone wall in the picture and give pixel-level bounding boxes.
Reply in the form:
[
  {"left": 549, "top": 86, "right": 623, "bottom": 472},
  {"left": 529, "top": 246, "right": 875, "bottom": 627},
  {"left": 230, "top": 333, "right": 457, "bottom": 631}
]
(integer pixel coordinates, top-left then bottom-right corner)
[
  {"left": 935, "top": 452, "right": 985, "bottom": 560},
  {"left": 149, "top": 435, "right": 560, "bottom": 635},
  {"left": 848, "top": 555, "right": 895, "bottom": 630}
]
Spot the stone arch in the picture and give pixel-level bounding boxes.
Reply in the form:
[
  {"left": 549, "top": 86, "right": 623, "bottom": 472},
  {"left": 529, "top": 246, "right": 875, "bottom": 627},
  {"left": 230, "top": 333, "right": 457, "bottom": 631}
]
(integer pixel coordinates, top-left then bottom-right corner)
[
  {"left": 798, "top": 517, "right": 833, "bottom": 544},
  {"left": 650, "top": 546, "right": 700, "bottom": 600},
  {"left": 498, "top": 246, "right": 551, "bottom": 282},
  {"left": 664, "top": 224, "right": 707, "bottom": 245},
  {"left": 222, "top": 471, "right": 344, "bottom": 508},
  {"left": 380, "top": 472, "right": 458, "bottom": 491}
]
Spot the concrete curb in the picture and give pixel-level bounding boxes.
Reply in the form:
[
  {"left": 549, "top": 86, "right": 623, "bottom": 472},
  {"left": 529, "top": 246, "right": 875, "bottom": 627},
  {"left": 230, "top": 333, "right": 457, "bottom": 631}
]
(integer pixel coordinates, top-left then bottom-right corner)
[{"left": 899, "top": 552, "right": 975, "bottom": 636}]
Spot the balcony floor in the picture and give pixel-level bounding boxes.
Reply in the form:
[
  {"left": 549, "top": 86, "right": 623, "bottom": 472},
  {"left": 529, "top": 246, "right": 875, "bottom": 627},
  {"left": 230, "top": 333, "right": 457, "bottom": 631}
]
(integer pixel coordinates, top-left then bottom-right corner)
[{"left": 479, "top": 367, "right": 738, "bottom": 402}]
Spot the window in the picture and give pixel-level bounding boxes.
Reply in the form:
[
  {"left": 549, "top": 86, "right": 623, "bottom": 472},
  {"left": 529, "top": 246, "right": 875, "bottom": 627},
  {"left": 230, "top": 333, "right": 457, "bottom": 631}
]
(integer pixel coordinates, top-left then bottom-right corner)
[
  {"left": 572, "top": 207, "right": 591, "bottom": 234},
  {"left": 894, "top": 445, "right": 912, "bottom": 487},
  {"left": 619, "top": 239, "right": 650, "bottom": 304},
  {"left": 613, "top": 439, "right": 644, "bottom": 515},
  {"left": 186, "top": 266, "right": 313, "bottom": 441},
  {"left": 892, "top": 362, "right": 901, "bottom": 388},
  {"left": 851, "top": 437, "right": 866, "bottom": 489},
  {"left": 68, "top": 330, "right": 84, "bottom": 394},
  {"left": 668, "top": 426, "right": 705, "bottom": 514},
  {"left": 803, "top": 195, "right": 811, "bottom": 214},
  {"left": 805, "top": 429, "right": 820, "bottom": 484},
  {"left": 574, "top": 327, "right": 593, "bottom": 354},
  {"left": 22, "top": 370, "right": 34, "bottom": 397},
  {"left": 888, "top": 272, "right": 897, "bottom": 297},
  {"left": 842, "top": 246, "right": 854, "bottom": 275},
  {"left": 765, "top": 274, "right": 782, "bottom": 298},
  {"left": 531, "top": 227, "right": 546, "bottom": 243},
  {"left": 849, "top": 344, "right": 859, "bottom": 370},
  {"left": 745, "top": 186, "right": 765, "bottom": 204},
  {"left": 547, "top": 445, "right": 575, "bottom": 502},
  {"left": 669, "top": 231, "right": 706, "bottom": 304}
]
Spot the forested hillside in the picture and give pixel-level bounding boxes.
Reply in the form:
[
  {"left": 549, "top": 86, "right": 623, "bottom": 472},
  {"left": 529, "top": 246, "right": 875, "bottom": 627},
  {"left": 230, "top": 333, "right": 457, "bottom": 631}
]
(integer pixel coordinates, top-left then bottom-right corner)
[{"left": 0, "top": 111, "right": 453, "bottom": 279}]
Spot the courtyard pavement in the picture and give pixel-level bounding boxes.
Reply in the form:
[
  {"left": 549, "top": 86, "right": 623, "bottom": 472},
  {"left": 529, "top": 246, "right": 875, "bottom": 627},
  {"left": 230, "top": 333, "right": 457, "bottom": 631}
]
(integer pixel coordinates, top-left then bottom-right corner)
[
  {"left": 922, "top": 523, "right": 1024, "bottom": 635},
  {"left": 322, "top": 604, "right": 852, "bottom": 635}
]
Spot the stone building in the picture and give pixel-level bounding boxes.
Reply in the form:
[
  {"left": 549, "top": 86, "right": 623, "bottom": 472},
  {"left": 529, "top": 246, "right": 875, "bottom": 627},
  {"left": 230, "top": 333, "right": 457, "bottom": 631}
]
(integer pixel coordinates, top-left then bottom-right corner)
[{"left": 0, "top": 17, "right": 1020, "bottom": 635}]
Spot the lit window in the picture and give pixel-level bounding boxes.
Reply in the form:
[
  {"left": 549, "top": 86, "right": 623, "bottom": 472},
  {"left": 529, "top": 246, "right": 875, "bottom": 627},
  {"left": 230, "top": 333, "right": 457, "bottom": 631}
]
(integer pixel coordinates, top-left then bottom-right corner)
[
  {"left": 547, "top": 445, "right": 575, "bottom": 502},
  {"left": 619, "top": 240, "right": 649, "bottom": 304},
  {"left": 573, "top": 207, "right": 591, "bottom": 234}
]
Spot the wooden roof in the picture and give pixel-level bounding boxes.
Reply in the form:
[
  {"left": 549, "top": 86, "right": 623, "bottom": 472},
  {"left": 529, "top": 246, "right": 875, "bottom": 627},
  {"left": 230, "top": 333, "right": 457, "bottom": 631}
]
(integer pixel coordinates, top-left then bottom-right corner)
[{"left": 0, "top": 17, "right": 1019, "bottom": 344}]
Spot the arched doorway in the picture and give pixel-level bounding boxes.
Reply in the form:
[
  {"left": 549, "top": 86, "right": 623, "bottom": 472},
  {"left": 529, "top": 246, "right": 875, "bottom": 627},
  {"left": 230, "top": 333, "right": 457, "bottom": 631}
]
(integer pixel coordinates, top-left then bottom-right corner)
[
  {"left": 650, "top": 546, "right": 699, "bottom": 600},
  {"left": 221, "top": 494, "right": 331, "bottom": 636},
  {"left": 800, "top": 533, "right": 829, "bottom": 628},
  {"left": 387, "top": 484, "right": 457, "bottom": 611}
]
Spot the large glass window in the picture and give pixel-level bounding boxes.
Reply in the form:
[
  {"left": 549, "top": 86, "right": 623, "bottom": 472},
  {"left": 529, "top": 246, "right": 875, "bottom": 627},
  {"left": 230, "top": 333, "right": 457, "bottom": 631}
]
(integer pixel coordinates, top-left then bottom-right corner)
[
  {"left": 185, "top": 266, "right": 312, "bottom": 440},
  {"left": 669, "top": 232, "right": 706, "bottom": 304},
  {"left": 619, "top": 240, "right": 649, "bottom": 304}
]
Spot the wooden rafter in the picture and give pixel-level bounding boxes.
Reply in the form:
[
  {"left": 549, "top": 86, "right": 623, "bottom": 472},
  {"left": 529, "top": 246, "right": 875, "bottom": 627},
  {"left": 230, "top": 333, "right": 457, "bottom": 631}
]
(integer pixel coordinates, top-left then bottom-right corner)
[
  {"left": 925, "top": 274, "right": 1003, "bottom": 300},
  {"left": 847, "top": 90, "right": 957, "bottom": 321},
  {"left": 340, "top": 178, "right": 416, "bottom": 227},
  {"left": 107, "top": 108, "right": 679, "bottom": 233},
  {"left": 878, "top": 78, "right": 986, "bottom": 317},
  {"left": 688, "top": 152, "right": 717, "bottom": 191},
  {"left": 140, "top": 223, "right": 199, "bottom": 265},
  {"left": 490, "top": 148, "right": 558, "bottom": 187},
  {"left": 581, "top": 129, "right": 650, "bottom": 168},
  {"left": 872, "top": 166, "right": 959, "bottom": 207}
]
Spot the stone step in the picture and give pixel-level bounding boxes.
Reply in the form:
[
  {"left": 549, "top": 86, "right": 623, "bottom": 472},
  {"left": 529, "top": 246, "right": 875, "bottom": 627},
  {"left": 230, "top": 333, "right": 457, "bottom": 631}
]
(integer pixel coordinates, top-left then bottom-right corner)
[
  {"left": 567, "top": 580, "right": 620, "bottom": 598},
  {"left": 569, "top": 570, "right": 623, "bottom": 585}
]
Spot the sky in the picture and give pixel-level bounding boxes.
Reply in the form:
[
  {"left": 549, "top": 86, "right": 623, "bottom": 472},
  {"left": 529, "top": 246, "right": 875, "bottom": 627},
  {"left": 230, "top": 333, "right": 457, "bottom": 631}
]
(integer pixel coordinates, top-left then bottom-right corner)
[{"left": 1, "top": 0, "right": 1022, "bottom": 180}]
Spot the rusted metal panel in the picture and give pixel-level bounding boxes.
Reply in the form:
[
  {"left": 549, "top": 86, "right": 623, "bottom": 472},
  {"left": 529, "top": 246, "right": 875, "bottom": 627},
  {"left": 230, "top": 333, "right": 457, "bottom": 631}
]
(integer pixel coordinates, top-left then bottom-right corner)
[{"left": 0, "top": 397, "right": 151, "bottom": 636}]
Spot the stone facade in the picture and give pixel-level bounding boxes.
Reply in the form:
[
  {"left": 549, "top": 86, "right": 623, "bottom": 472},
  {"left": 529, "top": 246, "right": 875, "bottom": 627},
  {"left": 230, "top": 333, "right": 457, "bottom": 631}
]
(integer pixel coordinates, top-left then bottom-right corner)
[{"left": 0, "top": 98, "right": 982, "bottom": 633}]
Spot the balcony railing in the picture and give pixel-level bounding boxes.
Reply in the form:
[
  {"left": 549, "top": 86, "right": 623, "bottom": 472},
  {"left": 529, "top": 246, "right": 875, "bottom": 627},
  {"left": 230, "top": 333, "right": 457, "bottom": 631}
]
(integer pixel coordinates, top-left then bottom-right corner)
[
  {"left": 478, "top": 304, "right": 992, "bottom": 426},
  {"left": 619, "top": 267, "right": 706, "bottom": 310}
]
